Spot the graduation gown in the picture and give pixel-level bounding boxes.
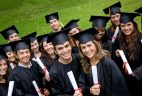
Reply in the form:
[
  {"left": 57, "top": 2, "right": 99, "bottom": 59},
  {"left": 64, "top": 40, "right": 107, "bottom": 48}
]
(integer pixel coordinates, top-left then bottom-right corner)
[
  {"left": 0, "top": 83, "right": 17, "bottom": 96},
  {"left": 79, "top": 57, "right": 129, "bottom": 96},
  {"left": 113, "top": 33, "right": 142, "bottom": 96},
  {"left": 8, "top": 60, "right": 44, "bottom": 96},
  {"left": 50, "top": 53, "right": 83, "bottom": 96}
]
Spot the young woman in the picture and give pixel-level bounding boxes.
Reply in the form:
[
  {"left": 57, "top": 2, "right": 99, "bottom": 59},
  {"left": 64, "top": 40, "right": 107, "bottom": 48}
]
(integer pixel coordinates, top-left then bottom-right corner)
[
  {"left": 72, "top": 28, "right": 129, "bottom": 96},
  {"left": 89, "top": 16, "right": 114, "bottom": 54},
  {"left": 0, "top": 54, "right": 17, "bottom": 96},
  {"left": 103, "top": 1, "right": 121, "bottom": 40},
  {"left": 115, "top": 12, "right": 142, "bottom": 96}
]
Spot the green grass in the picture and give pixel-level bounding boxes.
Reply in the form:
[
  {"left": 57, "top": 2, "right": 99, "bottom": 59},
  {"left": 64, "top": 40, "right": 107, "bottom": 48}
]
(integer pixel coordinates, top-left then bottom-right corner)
[{"left": 0, "top": 0, "right": 142, "bottom": 44}]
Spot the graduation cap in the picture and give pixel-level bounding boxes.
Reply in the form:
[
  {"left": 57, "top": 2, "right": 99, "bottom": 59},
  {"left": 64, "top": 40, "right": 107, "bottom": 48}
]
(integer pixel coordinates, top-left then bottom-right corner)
[
  {"left": 0, "top": 25, "right": 19, "bottom": 40},
  {"left": 64, "top": 19, "right": 80, "bottom": 29},
  {"left": 0, "top": 47, "right": 6, "bottom": 58},
  {"left": 9, "top": 39, "right": 30, "bottom": 52},
  {"left": 37, "top": 33, "right": 52, "bottom": 43},
  {"left": 89, "top": 16, "right": 110, "bottom": 28},
  {"left": 0, "top": 43, "right": 13, "bottom": 53},
  {"left": 120, "top": 12, "right": 140, "bottom": 24},
  {"left": 71, "top": 28, "right": 99, "bottom": 44},
  {"left": 103, "top": 1, "right": 121, "bottom": 15},
  {"left": 135, "top": 7, "right": 142, "bottom": 14},
  {"left": 45, "top": 12, "right": 59, "bottom": 23},
  {"left": 21, "top": 32, "right": 37, "bottom": 43},
  {"left": 48, "top": 28, "right": 70, "bottom": 46}
]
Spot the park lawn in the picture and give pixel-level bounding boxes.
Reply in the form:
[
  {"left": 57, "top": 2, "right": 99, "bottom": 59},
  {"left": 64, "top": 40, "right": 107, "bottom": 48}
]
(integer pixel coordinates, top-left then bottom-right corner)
[{"left": 0, "top": 0, "right": 141, "bottom": 44}]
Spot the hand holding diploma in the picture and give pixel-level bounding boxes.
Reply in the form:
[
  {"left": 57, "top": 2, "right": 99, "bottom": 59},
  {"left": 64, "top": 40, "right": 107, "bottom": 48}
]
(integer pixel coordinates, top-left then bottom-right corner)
[
  {"left": 119, "top": 50, "right": 133, "bottom": 75},
  {"left": 91, "top": 66, "right": 98, "bottom": 84},
  {"left": 111, "top": 26, "right": 119, "bottom": 43},
  {"left": 7, "top": 81, "right": 14, "bottom": 96},
  {"left": 67, "top": 71, "right": 82, "bottom": 93}
]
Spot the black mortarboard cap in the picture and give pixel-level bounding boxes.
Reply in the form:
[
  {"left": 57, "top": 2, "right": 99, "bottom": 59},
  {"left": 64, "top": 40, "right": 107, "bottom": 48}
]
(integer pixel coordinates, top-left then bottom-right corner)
[
  {"left": 0, "top": 43, "right": 13, "bottom": 53},
  {"left": 71, "top": 28, "right": 99, "bottom": 44},
  {"left": 37, "top": 34, "right": 49, "bottom": 43},
  {"left": 48, "top": 28, "right": 70, "bottom": 46},
  {"left": 103, "top": 1, "right": 121, "bottom": 15},
  {"left": 64, "top": 19, "right": 80, "bottom": 29},
  {"left": 0, "top": 25, "right": 19, "bottom": 40},
  {"left": 45, "top": 12, "right": 59, "bottom": 23},
  {"left": 90, "top": 16, "right": 110, "bottom": 28},
  {"left": 0, "top": 47, "right": 6, "bottom": 58},
  {"left": 21, "top": 32, "right": 37, "bottom": 43},
  {"left": 135, "top": 7, "right": 142, "bottom": 14},
  {"left": 10, "top": 39, "right": 30, "bottom": 52},
  {"left": 120, "top": 12, "right": 140, "bottom": 24}
]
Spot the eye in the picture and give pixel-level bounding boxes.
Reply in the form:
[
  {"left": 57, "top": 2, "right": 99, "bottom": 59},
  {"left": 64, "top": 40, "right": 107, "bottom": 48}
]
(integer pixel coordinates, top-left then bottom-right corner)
[{"left": 65, "top": 44, "right": 70, "bottom": 48}]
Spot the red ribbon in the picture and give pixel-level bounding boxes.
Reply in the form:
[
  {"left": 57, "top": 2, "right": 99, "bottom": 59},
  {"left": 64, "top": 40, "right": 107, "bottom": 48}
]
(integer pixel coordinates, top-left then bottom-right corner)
[
  {"left": 38, "top": 88, "right": 42, "bottom": 93},
  {"left": 75, "top": 88, "right": 82, "bottom": 92},
  {"left": 123, "top": 62, "right": 128, "bottom": 74},
  {"left": 43, "top": 68, "right": 47, "bottom": 75}
]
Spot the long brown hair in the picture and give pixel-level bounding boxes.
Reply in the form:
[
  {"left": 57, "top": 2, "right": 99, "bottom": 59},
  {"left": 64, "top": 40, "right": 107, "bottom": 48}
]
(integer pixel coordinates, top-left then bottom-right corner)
[
  {"left": 79, "top": 41, "right": 110, "bottom": 73},
  {"left": 119, "top": 21, "right": 141, "bottom": 61}
]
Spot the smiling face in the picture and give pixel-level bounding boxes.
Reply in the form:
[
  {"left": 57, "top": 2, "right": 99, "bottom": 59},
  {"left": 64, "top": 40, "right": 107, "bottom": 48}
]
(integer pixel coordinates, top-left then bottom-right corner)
[
  {"left": 8, "top": 33, "right": 20, "bottom": 42},
  {"left": 111, "top": 13, "right": 120, "bottom": 26},
  {"left": 55, "top": 41, "right": 72, "bottom": 61},
  {"left": 0, "top": 59, "right": 8, "bottom": 76},
  {"left": 16, "top": 49, "right": 31, "bottom": 65},
  {"left": 120, "top": 22, "right": 134, "bottom": 36},
  {"left": 31, "top": 40, "right": 40, "bottom": 53},
  {"left": 95, "top": 27, "right": 105, "bottom": 40},
  {"left": 49, "top": 19, "right": 61, "bottom": 31},
  {"left": 6, "top": 51, "right": 16, "bottom": 61},
  {"left": 43, "top": 42, "right": 55, "bottom": 55},
  {"left": 80, "top": 41, "right": 97, "bottom": 59}
]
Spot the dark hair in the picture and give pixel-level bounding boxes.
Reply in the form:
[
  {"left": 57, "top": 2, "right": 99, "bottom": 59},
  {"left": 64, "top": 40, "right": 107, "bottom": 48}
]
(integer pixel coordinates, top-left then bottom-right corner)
[{"left": 119, "top": 21, "right": 141, "bottom": 61}]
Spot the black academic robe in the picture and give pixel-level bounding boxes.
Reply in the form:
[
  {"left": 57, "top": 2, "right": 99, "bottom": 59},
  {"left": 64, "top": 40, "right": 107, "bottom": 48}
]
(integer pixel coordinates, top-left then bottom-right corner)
[
  {"left": 79, "top": 57, "right": 129, "bottom": 96},
  {"left": 113, "top": 33, "right": 142, "bottom": 96},
  {"left": 50, "top": 53, "right": 83, "bottom": 96},
  {"left": 0, "top": 83, "right": 17, "bottom": 96},
  {"left": 8, "top": 60, "right": 44, "bottom": 96}
]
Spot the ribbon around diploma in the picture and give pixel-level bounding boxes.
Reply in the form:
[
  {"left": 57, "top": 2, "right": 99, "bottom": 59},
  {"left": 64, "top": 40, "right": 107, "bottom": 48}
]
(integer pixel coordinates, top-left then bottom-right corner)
[{"left": 123, "top": 62, "right": 128, "bottom": 74}]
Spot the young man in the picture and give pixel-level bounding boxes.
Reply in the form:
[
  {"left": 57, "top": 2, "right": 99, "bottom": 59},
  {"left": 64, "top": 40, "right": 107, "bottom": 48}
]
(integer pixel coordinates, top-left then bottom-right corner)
[
  {"left": 45, "top": 12, "right": 64, "bottom": 32},
  {"left": 8, "top": 39, "right": 50, "bottom": 96},
  {"left": 103, "top": 1, "right": 121, "bottom": 40},
  {"left": 48, "top": 29, "right": 83, "bottom": 96},
  {"left": 0, "top": 25, "right": 20, "bottom": 42}
]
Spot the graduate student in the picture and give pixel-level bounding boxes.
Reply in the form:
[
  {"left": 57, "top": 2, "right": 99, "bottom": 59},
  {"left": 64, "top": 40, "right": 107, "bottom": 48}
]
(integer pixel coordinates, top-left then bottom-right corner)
[
  {"left": 48, "top": 29, "right": 83, "bottom": 96},
  {"left": 115, "top": 12, "right": 142, "bottom": 96},
  {"left": 89, "top": 15, "right": 114, "bottom": 54},
  {"left": 0, "top": 53, "right": 17, "bottom": 96},
  {"left": 37, "top": 34, "right": 57, "bottom": 71},
  {"left": 8, "top": 39, "right": 50, "bottom": 96},
  {"left": 45, "top": 12, "right": 64, "bottom": 32},
  {"left": 0, "top": 44, "right": 17, "bottom": 70},
  {"left": 72, "top": 28, "right": 129, "bottom": 96},
  {"left": 64, "top": 19, "right": 82, "bottom": 53},
  {"left": 0, "top": 25, "right": 20, "bottom": 42},
  {"left": 103, "top": 1, "right": 121, "bottom": 40}
]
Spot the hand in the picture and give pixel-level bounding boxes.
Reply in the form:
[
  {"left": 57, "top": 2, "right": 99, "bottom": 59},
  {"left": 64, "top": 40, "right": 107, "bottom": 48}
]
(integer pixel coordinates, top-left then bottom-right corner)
[
  {"left": 115, "top": 49, "right": 120, "bottom": 57},
  {"left": 45, "top": 74, "right": 50, "bottom": 81},
  {"left": 73, "top": 90, "right": 83, "bottom": 96},
  {"left": 90, "top": 84, "right": 100, "bottom": 96},
  {"left": 42, "top": 88, "right": 50, "bottom": 96}
]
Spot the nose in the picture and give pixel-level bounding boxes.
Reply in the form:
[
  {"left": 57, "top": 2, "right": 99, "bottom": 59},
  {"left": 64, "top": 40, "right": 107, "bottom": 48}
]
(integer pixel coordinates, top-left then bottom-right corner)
[{"left": 62, "top": 47, "right": 67, "bottom": 53}]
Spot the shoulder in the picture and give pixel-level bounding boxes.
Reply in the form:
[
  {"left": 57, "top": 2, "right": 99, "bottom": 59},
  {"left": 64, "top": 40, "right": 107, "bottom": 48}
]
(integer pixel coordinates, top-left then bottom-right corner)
[{"left": 101, "top": 57, "right": 116, "bottom": 67}]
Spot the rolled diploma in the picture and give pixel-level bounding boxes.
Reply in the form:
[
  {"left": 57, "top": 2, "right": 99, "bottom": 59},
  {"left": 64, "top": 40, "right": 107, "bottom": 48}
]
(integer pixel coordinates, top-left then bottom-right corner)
[
  {"left": 119, "top": 50, "right": 133, "bottom": 74},
  {"left": 67, "top": 71, "right": 78, "bottom": 90},
  {"left": 111, "top": 26, "right": 119, "bottom": 42},
  {"left": 92, "top": 66, "right": 98, "bottom": 84},
  {"left": 32, "top": 81, "right": 42, "bottom": 96},
  {"left": 33, "top": 57, "right": 49, "bottom": 75},
  {"left": 7, "top": 81, "right": 14, "bottom": 96},
  {"left": 9, "top": 63, "right": 15, "bottom": 69}
]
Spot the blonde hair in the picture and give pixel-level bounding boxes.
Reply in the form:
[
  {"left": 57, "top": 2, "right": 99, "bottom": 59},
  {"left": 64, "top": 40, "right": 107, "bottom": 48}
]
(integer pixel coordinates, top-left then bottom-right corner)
[{"left": 79, "top": 40, "right": 110, "bottom": 73}]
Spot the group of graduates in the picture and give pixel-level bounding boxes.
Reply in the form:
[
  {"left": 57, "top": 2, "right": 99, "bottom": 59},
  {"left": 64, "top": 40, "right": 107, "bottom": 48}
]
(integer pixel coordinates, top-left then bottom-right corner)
[{"left": 0, "top": 1, "right": 142, "bottom": 96}]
